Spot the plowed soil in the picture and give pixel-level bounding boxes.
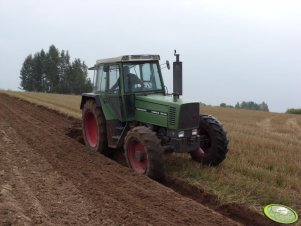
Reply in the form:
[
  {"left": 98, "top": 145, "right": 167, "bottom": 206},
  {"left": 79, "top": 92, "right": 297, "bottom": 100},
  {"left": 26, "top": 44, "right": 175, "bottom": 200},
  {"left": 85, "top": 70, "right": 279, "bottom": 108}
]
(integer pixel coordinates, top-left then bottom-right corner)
[{"left": 0, "top": 93, "right": 272, "bottom": 226}]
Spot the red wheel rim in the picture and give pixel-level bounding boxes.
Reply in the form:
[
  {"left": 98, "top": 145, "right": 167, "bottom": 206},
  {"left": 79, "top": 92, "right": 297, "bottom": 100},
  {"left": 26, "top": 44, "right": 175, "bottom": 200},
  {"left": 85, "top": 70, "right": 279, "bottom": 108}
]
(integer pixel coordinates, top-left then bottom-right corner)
[
  {"left": 191, "top": 128, "right": 210, "bottom": 160},
  {"left": 190, "top": 148, "right": 205, "bottom": 159},
  {"left": 198, "top": 128, "right": 211, "bottom": 154},
  {"left": 84, "top": 111, "right": 98, "bottom": 147},
  {"left": 127, "top": 140, "right": 147, "bottom": 174}
]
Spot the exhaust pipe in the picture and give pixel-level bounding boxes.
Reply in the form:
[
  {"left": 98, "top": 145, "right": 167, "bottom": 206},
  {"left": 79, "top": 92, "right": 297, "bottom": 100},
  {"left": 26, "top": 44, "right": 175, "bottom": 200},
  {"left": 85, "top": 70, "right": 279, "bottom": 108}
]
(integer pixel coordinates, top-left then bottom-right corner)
[{"left": 173, "top": 50, "right": 182, "bottom": 100}]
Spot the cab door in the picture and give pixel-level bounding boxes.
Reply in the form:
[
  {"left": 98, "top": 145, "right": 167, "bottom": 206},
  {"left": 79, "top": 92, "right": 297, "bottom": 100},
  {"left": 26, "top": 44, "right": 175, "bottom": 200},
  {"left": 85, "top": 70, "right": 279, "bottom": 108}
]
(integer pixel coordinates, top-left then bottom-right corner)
[
  {"left": 94, "top": 64, "right": 123, "bottom": 121},
  {"left": 103, "top": 63, "right": 124, "bottom": 121}
]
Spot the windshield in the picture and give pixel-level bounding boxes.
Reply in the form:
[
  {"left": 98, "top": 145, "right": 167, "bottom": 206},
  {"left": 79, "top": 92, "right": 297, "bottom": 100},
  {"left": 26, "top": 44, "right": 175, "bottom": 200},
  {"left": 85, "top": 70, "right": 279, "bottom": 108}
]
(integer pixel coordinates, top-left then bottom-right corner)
[{"left": 123, "top": 62, "right": 163, "bottom": 93}]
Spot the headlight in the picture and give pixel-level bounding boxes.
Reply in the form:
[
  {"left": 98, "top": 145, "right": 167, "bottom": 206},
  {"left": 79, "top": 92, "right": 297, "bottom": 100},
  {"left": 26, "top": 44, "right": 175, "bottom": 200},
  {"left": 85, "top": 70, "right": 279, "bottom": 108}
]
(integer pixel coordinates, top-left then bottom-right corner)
[
  {"left": 192, "top": 129, "right": 198, "bottom": 136},
  {"left": 178, "top": 131, "right": 184, "bottom": 138}
]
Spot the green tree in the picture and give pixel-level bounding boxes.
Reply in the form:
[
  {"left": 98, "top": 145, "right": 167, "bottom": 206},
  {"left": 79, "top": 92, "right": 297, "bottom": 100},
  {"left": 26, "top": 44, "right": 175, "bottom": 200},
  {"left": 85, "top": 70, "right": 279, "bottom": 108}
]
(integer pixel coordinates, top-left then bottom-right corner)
[
  {"left": 56, "top": 50, "right": 71, "bottom": 93},
  {"left": 20, "top": 45, "right": 92, "bottom": 94},
  {"left": 235, "top": 101, "right": 269, "bottom": 112},
  {"left": 259, "top": 101, "right": 269, "bottom": 112},
  {"left": 235, "top": 102, "right": 240, "bottom": 109},
  {"left": 31, "top": 50, "right": 46, "bottom": 92},
  {"left": 220, "top": 103, "right": 234, "bottom": 108},
  {"left": 44, "top": 45, "right": 60, "bottom": 92},
  {"left": 68, "top": 59, "right": 92, "bottom": 94},
  {"left": 20, "top": 55, "right": 34, "bottom": 91},
  {"left": 286, "top": 108, "right": 301, "bottom": 114}
]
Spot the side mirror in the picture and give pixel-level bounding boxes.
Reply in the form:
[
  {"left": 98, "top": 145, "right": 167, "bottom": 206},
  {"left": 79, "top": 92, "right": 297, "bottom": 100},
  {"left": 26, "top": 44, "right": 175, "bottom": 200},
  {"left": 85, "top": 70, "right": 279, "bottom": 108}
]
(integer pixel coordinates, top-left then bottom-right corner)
[
  {"left": 166, "top": 60, "right": 170, "bottom": 70},
  {"left": 103, "top": 64, "right": 109, "bottom": 72}
]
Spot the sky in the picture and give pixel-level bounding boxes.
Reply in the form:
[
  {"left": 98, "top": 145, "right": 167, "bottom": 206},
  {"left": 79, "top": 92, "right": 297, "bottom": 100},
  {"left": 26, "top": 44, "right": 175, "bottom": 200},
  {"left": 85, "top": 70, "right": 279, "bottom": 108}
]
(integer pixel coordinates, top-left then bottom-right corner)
[{"left": 0, "top": 0, "right": 300, "bottom": 112}]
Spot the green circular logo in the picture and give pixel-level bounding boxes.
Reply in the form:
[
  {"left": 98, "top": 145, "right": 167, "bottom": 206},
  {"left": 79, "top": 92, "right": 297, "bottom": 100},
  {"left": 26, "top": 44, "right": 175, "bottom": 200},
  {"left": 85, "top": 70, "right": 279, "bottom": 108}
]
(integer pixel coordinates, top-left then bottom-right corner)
[{"left": 263, "top": 204, "right": 298, "bottom": 224}]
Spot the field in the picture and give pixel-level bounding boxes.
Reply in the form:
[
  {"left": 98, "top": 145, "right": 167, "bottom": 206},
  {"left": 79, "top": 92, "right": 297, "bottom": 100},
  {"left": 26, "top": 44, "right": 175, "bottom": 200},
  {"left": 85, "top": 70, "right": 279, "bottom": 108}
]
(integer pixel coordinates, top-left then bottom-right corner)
[
  {"left": 0, "top": 93, "right": 241, "bottom": 226},
  {"left": 1, "top": 91, "right": 301, "bottom": 225}
]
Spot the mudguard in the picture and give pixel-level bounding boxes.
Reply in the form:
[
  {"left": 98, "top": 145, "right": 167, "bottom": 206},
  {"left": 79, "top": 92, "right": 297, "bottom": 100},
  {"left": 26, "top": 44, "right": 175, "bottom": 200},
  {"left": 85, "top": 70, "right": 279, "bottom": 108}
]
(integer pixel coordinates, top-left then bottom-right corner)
[{"left": 80, "top": 93, "right": 101, "bottom": 109}]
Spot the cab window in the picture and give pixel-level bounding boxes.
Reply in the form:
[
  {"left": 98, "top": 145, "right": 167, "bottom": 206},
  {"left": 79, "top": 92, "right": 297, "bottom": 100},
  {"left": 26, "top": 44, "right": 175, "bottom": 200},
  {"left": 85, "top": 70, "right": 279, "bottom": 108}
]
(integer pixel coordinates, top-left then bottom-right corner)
[
  {"left": 94, "top": 65, "right": 106, "bottom": 93},
  {"left": 108, "top": 64, "right": 120, "bottom": 93},
  {"left": 123, "top": 62, "right": 163, "bottom": 93}
]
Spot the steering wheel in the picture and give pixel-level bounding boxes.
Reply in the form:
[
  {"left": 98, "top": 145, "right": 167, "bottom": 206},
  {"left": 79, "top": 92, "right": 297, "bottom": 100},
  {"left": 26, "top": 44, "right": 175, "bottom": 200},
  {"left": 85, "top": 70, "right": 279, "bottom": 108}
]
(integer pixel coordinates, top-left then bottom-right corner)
[{"left": 143, "top": 81, "right": 152, "bottom": 88}]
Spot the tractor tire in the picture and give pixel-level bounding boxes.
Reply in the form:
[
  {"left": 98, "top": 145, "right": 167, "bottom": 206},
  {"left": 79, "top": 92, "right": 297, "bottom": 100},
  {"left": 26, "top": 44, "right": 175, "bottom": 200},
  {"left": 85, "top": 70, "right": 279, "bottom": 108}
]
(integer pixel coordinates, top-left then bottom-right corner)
[
  {"left": 82, "top": 100, "right": 110, "bottom": 156},
  {"left": 190, "top": 115, "right": 228, "bottom": 166},
  {"left": 124, "top": 126, "right": 164, "bottom": 181}
]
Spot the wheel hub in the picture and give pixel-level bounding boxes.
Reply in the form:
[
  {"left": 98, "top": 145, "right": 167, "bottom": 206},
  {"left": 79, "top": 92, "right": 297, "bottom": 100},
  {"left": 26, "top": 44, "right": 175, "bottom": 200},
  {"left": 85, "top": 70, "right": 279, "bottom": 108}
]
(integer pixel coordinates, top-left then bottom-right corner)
[
  {"left": 135, "top": 151, "right": 146, "bottom": 162},
  {"left": 127, "top": 141, "right": 147, "bottom": 174}
]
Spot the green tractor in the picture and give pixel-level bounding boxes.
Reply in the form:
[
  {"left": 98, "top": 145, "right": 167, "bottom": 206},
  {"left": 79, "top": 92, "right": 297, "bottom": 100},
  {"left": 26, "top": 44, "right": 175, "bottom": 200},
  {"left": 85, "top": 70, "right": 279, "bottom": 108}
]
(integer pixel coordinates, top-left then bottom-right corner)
[{"left": 80, "top": 52, "right": 228, "bottom": 180}]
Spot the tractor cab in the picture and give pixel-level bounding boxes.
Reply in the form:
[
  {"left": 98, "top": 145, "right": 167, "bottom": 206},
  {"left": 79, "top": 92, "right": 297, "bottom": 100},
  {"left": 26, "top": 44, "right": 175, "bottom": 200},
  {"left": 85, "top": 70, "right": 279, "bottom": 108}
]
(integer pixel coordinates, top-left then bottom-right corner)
[{"left": 88, "top": 55, "right": 165, "bottom": 122}]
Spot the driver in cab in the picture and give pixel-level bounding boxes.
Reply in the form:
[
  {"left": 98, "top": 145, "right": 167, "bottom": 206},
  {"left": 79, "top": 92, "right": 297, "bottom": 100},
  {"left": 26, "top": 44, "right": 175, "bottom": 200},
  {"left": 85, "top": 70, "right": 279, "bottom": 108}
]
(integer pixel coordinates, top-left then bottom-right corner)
[{"left": 110, "top": 66, "right": 144, "bottom": 92}]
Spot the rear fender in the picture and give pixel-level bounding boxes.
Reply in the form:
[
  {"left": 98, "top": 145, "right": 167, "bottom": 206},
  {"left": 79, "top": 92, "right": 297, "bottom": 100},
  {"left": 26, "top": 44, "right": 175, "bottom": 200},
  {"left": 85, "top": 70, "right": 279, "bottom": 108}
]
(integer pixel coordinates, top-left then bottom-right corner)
[{"left": 80, "top": 93, "right": 101, "bottom": 109}]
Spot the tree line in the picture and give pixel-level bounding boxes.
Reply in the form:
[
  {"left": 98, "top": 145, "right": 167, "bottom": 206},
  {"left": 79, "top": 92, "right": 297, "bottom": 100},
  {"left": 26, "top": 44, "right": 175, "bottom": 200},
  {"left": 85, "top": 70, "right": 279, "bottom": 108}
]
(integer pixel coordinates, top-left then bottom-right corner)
[
  {"left": 286, "top": 108, "right": 301, "bottom": 114},
  {"left": 20, "top": 45, "right": 92, "bottom": 94},
  {"left": 220, "top": 101, "right": 269, "bottom": 112}
]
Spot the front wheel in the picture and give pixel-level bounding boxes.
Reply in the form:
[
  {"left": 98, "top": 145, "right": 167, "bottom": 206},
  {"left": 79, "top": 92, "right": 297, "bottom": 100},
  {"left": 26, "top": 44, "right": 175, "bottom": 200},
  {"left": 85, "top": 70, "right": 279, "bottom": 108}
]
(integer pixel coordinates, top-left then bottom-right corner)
[
  {"left": 190, "top": 115, "right": 228, "bottom": 166},
  {"left": 124, "top": 126, "right": 164, "bottom": 181}
]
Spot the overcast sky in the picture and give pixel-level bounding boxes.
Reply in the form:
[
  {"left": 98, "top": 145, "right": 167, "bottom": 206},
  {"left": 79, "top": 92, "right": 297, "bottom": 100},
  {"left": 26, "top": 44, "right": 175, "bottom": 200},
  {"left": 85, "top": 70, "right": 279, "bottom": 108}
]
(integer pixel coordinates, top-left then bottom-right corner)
[{"left": 0, "top": 0, "right": 300, "bottom": 112}]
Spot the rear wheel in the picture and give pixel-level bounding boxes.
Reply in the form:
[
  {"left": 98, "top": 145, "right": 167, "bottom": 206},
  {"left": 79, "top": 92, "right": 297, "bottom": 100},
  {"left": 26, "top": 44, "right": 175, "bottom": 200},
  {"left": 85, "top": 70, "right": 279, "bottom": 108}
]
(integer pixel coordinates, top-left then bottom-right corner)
[
  {"left": 190, "top": 115, "right": 228, "bottom": 165},
  {"left": 82, "top": 100, "right": 110, "bottom": 156},
  {"left": 124, "top": 126, "right": 164, "bottom": 181}
]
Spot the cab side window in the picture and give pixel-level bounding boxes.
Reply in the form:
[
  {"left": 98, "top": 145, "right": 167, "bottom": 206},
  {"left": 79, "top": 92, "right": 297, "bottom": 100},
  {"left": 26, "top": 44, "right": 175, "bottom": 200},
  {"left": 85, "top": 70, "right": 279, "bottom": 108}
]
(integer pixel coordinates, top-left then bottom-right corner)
[
  {"left": 94, "top": 65, "right": 107, "bottom": 93},
  {"left": 108, "top": 64, "right": 120, "bottom": 93}
]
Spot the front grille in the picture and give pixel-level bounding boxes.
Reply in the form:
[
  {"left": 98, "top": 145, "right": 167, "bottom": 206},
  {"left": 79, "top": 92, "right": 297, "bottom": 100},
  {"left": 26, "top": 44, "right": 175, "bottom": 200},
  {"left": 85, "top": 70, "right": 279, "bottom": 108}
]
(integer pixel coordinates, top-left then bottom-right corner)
[
  {"left": 168, "top": 107, "right": 176, "bottom": 126},
  {"left": 179, "top": 103, "right": 199, "bottom": 129}
]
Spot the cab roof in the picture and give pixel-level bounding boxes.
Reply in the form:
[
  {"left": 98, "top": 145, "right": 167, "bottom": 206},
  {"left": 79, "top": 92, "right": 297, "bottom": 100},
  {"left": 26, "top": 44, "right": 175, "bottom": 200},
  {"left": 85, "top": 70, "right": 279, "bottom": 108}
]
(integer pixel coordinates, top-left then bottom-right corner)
[{"left": 89, "top": 55, "right": 160, "bottom": 70}]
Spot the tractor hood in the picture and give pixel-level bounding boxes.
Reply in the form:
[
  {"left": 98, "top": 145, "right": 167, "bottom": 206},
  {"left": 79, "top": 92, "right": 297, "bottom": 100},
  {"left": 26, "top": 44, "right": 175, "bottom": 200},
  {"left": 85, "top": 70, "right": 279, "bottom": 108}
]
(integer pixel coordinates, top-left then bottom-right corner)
[
  {"left": 136, "top": 94, "right": 194, "bottom": 107},
  {"left": 135, "top": 94, "right": 200, "bottom": 129}
]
